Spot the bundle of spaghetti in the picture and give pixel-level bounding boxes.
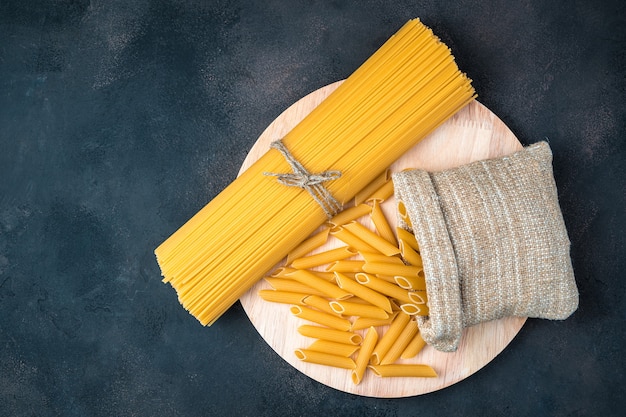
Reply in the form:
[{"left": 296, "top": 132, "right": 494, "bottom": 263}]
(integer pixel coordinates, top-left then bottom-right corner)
[{"left": 155, "top": 18, "right": 476, "bottom": 326}]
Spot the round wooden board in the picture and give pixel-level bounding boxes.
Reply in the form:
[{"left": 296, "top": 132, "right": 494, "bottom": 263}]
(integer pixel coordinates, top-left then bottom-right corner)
[{"left": 238, "top": 81, "right": 526, "bottom": 397}]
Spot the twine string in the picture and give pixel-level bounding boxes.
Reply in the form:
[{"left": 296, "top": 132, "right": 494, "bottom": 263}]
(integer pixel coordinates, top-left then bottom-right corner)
[{"left": 264, "top": 140, "right": 342, "bottom": 218}]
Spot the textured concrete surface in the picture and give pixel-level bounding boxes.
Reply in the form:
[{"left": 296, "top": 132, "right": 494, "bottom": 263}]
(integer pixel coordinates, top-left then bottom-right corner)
[{"left": 1, "top": 1, "right": 624, "bottom": 416}]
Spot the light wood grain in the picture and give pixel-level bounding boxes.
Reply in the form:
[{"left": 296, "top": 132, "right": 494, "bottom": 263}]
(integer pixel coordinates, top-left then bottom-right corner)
[{"left": 238, "top": 81, "right": 526, "bottom": 397}]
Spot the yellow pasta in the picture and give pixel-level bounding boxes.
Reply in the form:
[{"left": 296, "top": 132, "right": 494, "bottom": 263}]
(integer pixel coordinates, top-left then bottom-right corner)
[
  {"left": 329, "top": 300, "right": 389, "bottom": 320},
  {"left": 400, "top": 303, "right": 429, "bottom": 316},
  {"left": 380, "top": 318, "right": 419, "bottom": 365},
  {"left": 287, "top": 269, "right": 352, "bottom": 300},
  {"left": 263, "top": 277, "right": 327, "bottom": 297},
  {"left": 355, "top": 272, "right": 413, "bottom": 305},
  {"left": 290, "top": 246, "right": 358, "bottom": 270},
  {"left": 394, "top": 273, "right": 426, "bottom": 291},
  {"left": 351, "top": 314, "right": 396, "bottom": 331},
  {"left": 397, "top": 201, "right": 412, "bottom": 229},
  {"left": 401, "top": 332, "right": 427, "bottom": 359},
  {"left": 285, "top": 228, "right": 330, "bottom": 264},
  {"left": 354, "top": 170, "right": 390, "bottom": 205},
  {"left": 352, "top": 327, "right": 379, "bottom": 385},
  {"left": 330, "top": 226, "right": 378, "bottom": 253},
  {"left": 370, "top": 312, "right": 411, "bottom": 365},
  {"left": 258, "top": 290, "right": 307, "bottom": 305},
  {"left": 334, "top": 272, "right": 393, "bottom": 313},
  {"left": 396, "top": 227, "right": 420, "bottom": 252},
  {"left": 370, "top": 200, "right": 397, "bottom": 247},
  {"left": 290, "top": 306, "right": 352, "bottom": 331},
  {"left": 298, "top": 325, "right": 362, "bottom": 345},
  {"left": 302, "top": 294, "right": 340, "bottom": 316},
  {"left": 368, "top": 364, "right": 437, "bottom": 378},
  {"left": 359, "top": 251, "right": 404, "bottom": 265},
  {"left": 307, "top": 340, "right": 361, "bottom": 357},
  {"left": 327, "top": 203, "right": 372, "bottom": 227},
  {"left": 363, "top": 262, "right": 423, "bottom": 277},
  {"left": 343, "top": 221, "right": 400, "bottom": 256},
  {"left": 294, "top": 349, "right": 356, "bottom": 369},
  {"left": 363, "top": 179, "right": 394, "bottom": 204},
  {"left": 399, "top": 240, "right": 423, "bottom": 267},
  {"left": 325, "top": 260, "right": 366, "bottom": 273}
]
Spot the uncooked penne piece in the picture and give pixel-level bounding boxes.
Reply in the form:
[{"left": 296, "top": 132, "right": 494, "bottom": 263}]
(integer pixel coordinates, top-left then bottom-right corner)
[
  {"left": 363, "top": 262, "right": 423, "bottom": 278},
  {"left": 290, "top": 306, "right": 351, "bottom": 331},
  {"left": 396, "top": 201, "right": 412, "bottom": 229},
  {"left": 396, "top": 227, "right": 419, "bottom": 252},
  {"left": 407, "top": 291, "right": 428, "bottom": 305},
  {"left": 263, "top": 277, "right": 328, "bottom": 297},
  {"left": 302, "top": 295, "right": 340, "bottom": 316},
  {"left": 355, "top": 273, "right": 413, "bottom": 305},
  {"left": 310, "top": 271, "right": 338, "bottom": 281},
  {"left": 295, "top": 349, "right": 356, "bottom": 369},
  {"left": 370, "top": 312, "right": 411, "bottom": 365},
  {"left": 327, "top": 203, "right": 372, "bottom": 227},
  {"left": 307, "top": 340, "right": 360, "bottom": 357},
  {"left": 330, "top": 226, "right": 378, "bottom": 253},
  {"left": 351, "top": 314, "right": 396, "bottom": 331},
  {"left": 370, "top": 200, "right": 397, "bottom": 246},
  {"left": 380, "top": 318, "right": 419, "bottom": 365},
  {"left": 400, "top": 303, "right": 429, "bottom": 316},
  {"left": 287, "top": 269, "right": 352, "bottom": 300},
  {"left": 269, "top": 266, "right": 297, "bottom": 278},
  {"left": 298, "top": 325, "right": 362, "bottom": 345},
  {"left": 335, "top": 272, "right": 393, "bottom": 313},
  {"left": 354, "top": 170, "right": 390, "bottom": 206},
  {"left": 359, "top": 251, "right": 404, "bottom": 265},
  {"left": 394, "top": 273, "right": 426, "bottom": 291},
  {"left": 258, "top": 290, "right": 307, "bottom": 305},
  {"left": 401, "top": 332, "right": 427, "bottom": 359},
  {"left": 291, "top": 246, "right": 358, "bottom": 270},
  {"left": 286, "top": 228, "right": 330, "bottom": 265},
  {"left": 343, "top": 221, "right": 400, "bottom": 256},
  {"left": 325, "top": 260, "right": 366, "bottom": 273},
  {"left": 364, "top": 179, "right": 394, "bottom": 204},
  {"left": 329, "top": 300, "right": 389, "bottom": 320},
  {"left": 368, "top": 364, "right": 437, "bottom": 378},
  {"left": 399, "top": 240, "right": 423, "bottom": 267},
  {"left": 352, "top": 327, "right": 379, "bottom": 385}
]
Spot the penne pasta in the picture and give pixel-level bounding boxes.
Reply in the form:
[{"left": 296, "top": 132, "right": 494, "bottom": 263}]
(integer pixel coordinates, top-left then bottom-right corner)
[
  {"left": 327, "top": 203, "right": 372, "bottom": 227},
  {"left": 298, "top": 325, "right": 362, "bottom": 345},
  {"left": 399, "top": 240, "right": 423, "bottom": 267},
  {"left": 264, "top": 277, "right": 328, "bottom": 297},
  {"left": 352, "top": 327, "right": 379, "bottom": 385},
  {"left": 334, "top": 272, "right": 393, "bottom": 313},
  {"left": 355, "top": 273, "right": 413, "bottom": 305},
  {"left": 394, "top": 273, "right": 426, "bottom": 291},
  {"left": 330, "top": 300, "right": 389, "bottom": 320},
  {"left": 287, "top": 269, "right": 352, "bottom": 300},
  {"left": 330, "top": 226, "right": 378, "bottom": 253},
  {"left": 401, "top": 331, "right": 427, "bottom": 359},
  {"left": 368, "top": 364, "right": 437, "bottom": 378},
  {"left": 343, "top": 221, "right": 401, "bottom": 256},
  {"left": 407, "top": 291, "right": 428, "bottom": 305},
  {"left": 370, "top": 312, "right": 411, "bottom": 365},
  {"left": 310, "top": 271, "right": 338, "bottom": 281},
  {"left": 380, "top": 318, "right": 419, "bottom": 365},
  {"left": 302, "top": 295, "right": 340, "bottom": 316},
  {"left": 396, "top": 227, "right": 419, "bottom": 252},
  {"left": 359, "top": 251, "right": 404, "bottom": 265},
  {"left": 285, "top": 228, "right": 330, "bottom": 265},
  {"left": 370, "top": 200, "right": 397, "bottom": 246},
  {"left": 354, "top": 170, "right": 391, "bottom": 206},
  {"left": 396, "top": 200, "right": 412, "bottom": 229},
  {"left": 363, "top": 179, "right": 394, "bottom": 204},
  {"left": 290, "top": 246, "right": 358, "bottom": 270},
  {"left": 295, "top": 349, "right": 356, "bottom": 369},
  {"left": 258, "top": 290, "right": 307, "bottom": 305},
  {"left": 351, "top": 314, "right": 396, "bottom": 331},
  {"left": 290, "top": 305, "right": 352, "bottom": 331},
  {"left": 307, "top": 339, "right": 361, "bottom": 357},
  {"left": 325, "top": 260, "right": 366, "bottom": 273},
  {"left": 362, "top": 262, "right": 423, "bottom": 278},
  {"left": 400, "top": 303, "right": 430, "bottom": 316}
]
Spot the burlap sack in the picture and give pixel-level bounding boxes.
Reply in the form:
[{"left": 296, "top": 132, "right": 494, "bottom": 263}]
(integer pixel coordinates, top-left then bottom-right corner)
[{"left": 392, "top": 141, "right": 578, "bottom": 352}]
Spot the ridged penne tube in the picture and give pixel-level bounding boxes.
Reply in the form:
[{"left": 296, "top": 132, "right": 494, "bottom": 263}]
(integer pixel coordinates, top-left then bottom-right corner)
[
  {"left": 401, "top": 332, "right": 427, "bottom": 359},
  {"left": 368, "top": 364, "right": 437, "bottom": 378},
  {"left": 334, "top": 272, "right": 393, "bottom": 313},
  {"left": 326, "top": 260, "right": 366, "bottom": 273},
  {"left": 380, "top": 318, "right": 419, "bottom": 365},
  {"left": 400, "top": 303, "right": 430, "bottom": 316},
  {"left": 355, "top": 273, "right": 413, "bottom": 305},
  {"left": 370, "top": 312, "right": 411, "bottom": 365},
  {"left": 363, "top": 179, "right": 394, "bottom": 204},
  {"left": 330, "top": 300, "right": 389, "bottom": 320},
  {"left": 294, "top": 349, "right": 356, "bottom": 369},
  {"left": 285, "top": 228, "right": 330, "bottom": 265},
  {"left": 330, "top": 226, "right": 378, "bottom": 253},
  {"left": 407, "top": 291, "right": 428, "bottom": 305},
  {"left": 290, "top": 246, "right": 358, "bottom": 270},
  {"left": 327, "top": 204, "right": 372, "bottom": 227},
  {"left": 310, "top": 271, "right": 338, "bottom": 281},
  {"left": 270, "top": 267, "right": 297, "bottom": 278},
  {"left": 343, "top": 221, "right": 401, "bottom": 256},
  {"left": 397, "top": 201, "right": 412, "bottom": 229},
  {"left": 394, "top": 273, "right": 426, "bottom": 291},
  {"left": 399, "top": 240, "right": 423, "bottom": 267},
  {"left": 298, "top": 325, "right": 362, "bottom": 345},
  {"left": 370, "top": 200, "right": 397, "bottom": 247},
  {"left": 354, "top": 170, "right": 390, "bottom": 206},
  {"left": 307, "top": 340, "right": 361, "bottom": 357},
  {"left": 287, "top": 269, "right": 352, "bottom": 300},
  {"left": 290, "top": 306, "right": 352, "bottom": 331},
  {"left": 263, "top": 277, "right": 328, "bottom": 297},
  {"left": 396, "top": 227, "right": 419, "bottom": 252},
  {"left": 359, "top": 251, "right": 404, "bottom": 265},
  {"left": 302, "top": 294, "right": 340, "bottom": 316},
  {"left": 352, "top": 327, "right": 379, "bottom": 385},
  {"left": 362, "top": 262, "right": 423, "bottom": 277},
  {"left": 351, "top": 314, "right": 396, "bottom": 331},
  {"left": 258, "top": 290, "right": 307, "bottom": 305}
]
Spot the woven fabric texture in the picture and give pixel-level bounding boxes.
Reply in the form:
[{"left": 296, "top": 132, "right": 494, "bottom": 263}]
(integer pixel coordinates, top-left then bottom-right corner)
[{"left": 392, "top": 141, "right": 578, "bottom": 352}]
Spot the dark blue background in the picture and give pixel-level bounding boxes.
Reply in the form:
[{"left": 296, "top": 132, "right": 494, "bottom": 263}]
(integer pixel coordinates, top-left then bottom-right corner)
[{"left": 1, "top": 1, "right": 624, "bottom": 416}]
